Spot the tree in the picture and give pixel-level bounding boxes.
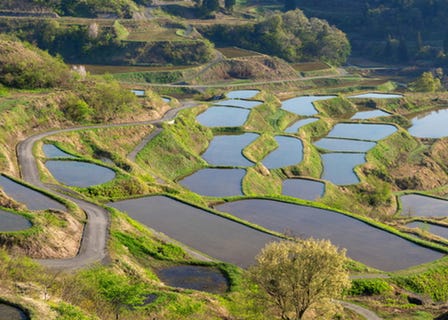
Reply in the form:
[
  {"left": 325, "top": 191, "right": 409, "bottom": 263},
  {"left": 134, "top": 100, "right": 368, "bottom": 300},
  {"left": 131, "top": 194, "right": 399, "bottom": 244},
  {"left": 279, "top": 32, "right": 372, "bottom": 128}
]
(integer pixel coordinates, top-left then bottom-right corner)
[
  {"left": 247, "top": 238, "right": 351, "bottom": 320},
  {"left": 410, "top": 71, "right": 442, "bottom": 92}
]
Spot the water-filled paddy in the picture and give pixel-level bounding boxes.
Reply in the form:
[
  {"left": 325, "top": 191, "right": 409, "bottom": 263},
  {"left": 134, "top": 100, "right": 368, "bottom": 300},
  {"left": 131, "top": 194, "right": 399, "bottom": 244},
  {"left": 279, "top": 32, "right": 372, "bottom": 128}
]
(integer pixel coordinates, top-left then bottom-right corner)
[
  {"left": 407, "top": 222, "right": 448, "bottom": 239},
  {"left": 108, "top": 196, "right": 278, "bottom": 267},
  {"left": 281, "top": 96, "right": 335, "bottom": 116},
  {"left": 202, "top": 133, "right": 258, "bottom": 167},
  {"left": 215, "top": 199, "right": 443, "bottom": 271},
  {"left": 285, "top": 118, "right": 318, "bottom": 133},
  {"left": 408, "top": 108, "right": 448, "bottom": 138},
  {"left": 327, "top": 123, "right": 397, "bottom": 141},
  {"left": 179, "top": 168, "right": 245, "bottom": 197},
  {"left": 321, "top": 153, "right": 365, "bottom": 185},
  {"left": 226, "top": 90, "right": 260, "bottom": 99},
  {"left": 314, "top": 138, "right": 376, "bottom": 152},
  {"left": 400, "top": 194, "right": 448, "bottom": 217},
  {"left": 162, "top": 97, "right": 171, "bottom": 103},
  {"left": 349, "top": 93, "right": 403, "bottom": 99},
  {"left": 0, "top": 303, "right": 28, "bottom": 320},
  {"left": 42, "top": 144, "right": 76, "bottom": 158},
  {"left": 0, "top": 209, "right": 31, "bottom": 232},
  {"left": 262, "top": 136, "right": 303, "bottom": 169},
  {"left": 45, "top": 160, "right": 116, "bottom": 187},
  {"left": 351, "top": 109, "right": 391, "bottom": 119},
  {"left": 282, "top": 179, "right": 324, "bottom": 200},
  {"left": 215, "top": 99, "right": 262, "bottom": 109},
  {"left": 196, "top": 106, "right": 250, "bottom": 127},
  {"left": 131, "top": 89, "right": 145, "bottom": 97},
  {"left": 157, "top": 265, "right": 229, "bottom": 293},
  {"left": 0, "top": 175, "right": 65, "bottom": 211}
]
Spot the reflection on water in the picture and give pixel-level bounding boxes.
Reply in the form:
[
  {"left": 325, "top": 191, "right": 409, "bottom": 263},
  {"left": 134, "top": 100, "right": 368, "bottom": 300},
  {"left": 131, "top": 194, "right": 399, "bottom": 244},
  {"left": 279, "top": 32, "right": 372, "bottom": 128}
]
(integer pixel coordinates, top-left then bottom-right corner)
[
  {"left": 314, "top": 138, "right": 376, "bottom": 152},
  {"left": 348, "top": 93, "right": 402, "bottom": 99},
  {"left": 285, "top": 118, "right": 318, "bottom": 133},
  {"left": 281, "top": 96, "right": 335, "bottom": 116},
  {"left": 400, "top": 194, "right": 448, "bottom": 217},
  {"left": 351, "top": 109, "right": 390, "bottom": 119},
  {"left": 0, "top": 175, "right": 66, "bottom": 211},
  {"left": 215, "top": 99, "right": 262, "bottom": 109},
  {"left": 179, "top": 168, "right": 245, "bottom": 197},
  {"left": 42, "top": 144, "right": 76, "bottom": 158},
  {"left": 157, "top": 265, "right": 229, "bottom": 293},
  {"left": 282, "top": 179, "right": 324, "bottom": 200},
  {"left": 216, "top": 199, "right": 443, "bottom": 271},
  {"left": 196, "top": 106, "right": 250, "bottom": 127},
  {"left": 327, "top": 123, "right": 397, "bottom": 141},
  {"left": 321, "top": 153, "right": 365, "bottom": 185},
  {"left": 407, "top": 221, "right": 448, "bottom": 239},
  {"left": 46, "top": 160, "right": 116, "bottom": 187},
  {"left": 0, "top": 303, "right": 28, "bottom": 320},
  {"left": 109, "top": 196, "right": 278, "bottom": 267},
  {"left": 408, "top": 108, "right": 448, "bottom": 138},
  {"left": 262, "top": 136, "right": 303, "bottom": 169},
  {"left": 226, "top": 90, "right": 260, "bottom": 99},
  {"left": 0, "top": 209, "right": 31, "bottom": 232},
  {"left": 202, "top": 133, "right": 258, "bottom": 167}
]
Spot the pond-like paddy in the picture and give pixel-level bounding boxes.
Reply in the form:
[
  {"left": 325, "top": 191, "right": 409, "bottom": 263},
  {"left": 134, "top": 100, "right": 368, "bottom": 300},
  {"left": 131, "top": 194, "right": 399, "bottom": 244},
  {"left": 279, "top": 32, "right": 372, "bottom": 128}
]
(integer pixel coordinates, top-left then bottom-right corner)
[
  {"left": 42, "top": 144, "right": 76, "bottom": 158},
  {"left": 108, "top": 196, "right": 278, "bottom": 267},
  {"left": 285, "top": 118, "right": 318, "bottom": 133},
  {"left": 226, "top": 90, "right": 260, "bottom": 99},
  {"left": 314, "top": 138, "right": 376, "bottom": 153},
  {"left": 215, "top": 99, "right": 262, "bottom": 109},
  {"left": 0, "top": 209, "right": 31, "bottom": 232},
  {"left": 321, "top": 153, "right": 366, "bottom": 185},
  {"left": 408, "top": 108, "right": 448, "bottom": 138},
  {"left": 157, "top": 265, "right": 229, "bottom": 293},
  {"left": 407, "top": 222, "right": 448, "bottom": 239},
  {"left": 179, "top": 168, "right": 245, "bottom": 197},
  {"left": 202, "top": 133, "right": 258, "bottom": 167},
  {"left": 400, "top": 194, "right": 448, "bottom": 217},
  {"left": 282, "top": 179, "right": 324, "bottom": 200},
  {"left": 0, "top": 175, "right": 66, "bottom": 211},
  {"left": 351, "top": 109, "right": 391, "bottom": 119},
  {"left": 327, "top": 123, "right": 397, "bottom": 141},
  {"left": 131, "top": 89, "right": 145, "bottom": 97},
  {"left": 0, "top": 303, "right": 28, "bottom": 320},
  {"left": 348, "top": 93, "right": 403, "bottom": 99},
  {"left": 262, "top": 136, "right": 303, "bottom": 169},
  {"left": 45, "top": 160, "right": 116, "bottom": 187},
  {"left": 215, "top": 199, "right": 443, "bottom": 271},
  {"left": 162, "top": 97, "right": 171, "bottom": 103},
  {"left": 281, "top": 96, "right": 335, "bottom": 116},
  {"left": 196, "top": 106, "right": 250, "bottom": 127}
]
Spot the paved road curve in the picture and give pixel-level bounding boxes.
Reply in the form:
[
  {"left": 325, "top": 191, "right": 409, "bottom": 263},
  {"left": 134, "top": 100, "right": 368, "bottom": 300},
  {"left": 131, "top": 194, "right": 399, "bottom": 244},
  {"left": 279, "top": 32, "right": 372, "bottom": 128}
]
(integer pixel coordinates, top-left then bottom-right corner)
[{"left": 16, "top": 101, "right": 196, "bottom": 270}]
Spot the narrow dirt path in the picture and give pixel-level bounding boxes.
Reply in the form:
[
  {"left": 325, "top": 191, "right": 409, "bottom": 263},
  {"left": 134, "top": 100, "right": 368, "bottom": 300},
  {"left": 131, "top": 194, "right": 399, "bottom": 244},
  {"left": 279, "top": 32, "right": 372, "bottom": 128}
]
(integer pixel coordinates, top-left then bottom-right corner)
[
  {"left": 338, "top": 301, "right": 383, "bottom": 320},
  {"left": 16, "top": 101, "right": 197, "bottom": 270}
]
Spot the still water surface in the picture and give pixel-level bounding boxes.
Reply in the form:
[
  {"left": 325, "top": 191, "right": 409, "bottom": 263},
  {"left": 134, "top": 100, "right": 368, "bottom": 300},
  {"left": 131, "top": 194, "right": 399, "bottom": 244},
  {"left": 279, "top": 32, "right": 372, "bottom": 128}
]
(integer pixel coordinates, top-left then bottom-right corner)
[
  {"left": 179, "top": 168, "right": 245, "bottom": 197},
  {"left": 196, "top": 107, "right": 250, "bottom": 127},
  {"left": 216, "top": 199, "right": 443, "bottom": 271},
  {"left": 0, "top": 175, "right": 66, "bottom": 211},
  {"left": 109, "top": 196, "right": 278, "bottom": 267},
  {"left": 46, "top": 160, "right": 116, "bottom": 187}
]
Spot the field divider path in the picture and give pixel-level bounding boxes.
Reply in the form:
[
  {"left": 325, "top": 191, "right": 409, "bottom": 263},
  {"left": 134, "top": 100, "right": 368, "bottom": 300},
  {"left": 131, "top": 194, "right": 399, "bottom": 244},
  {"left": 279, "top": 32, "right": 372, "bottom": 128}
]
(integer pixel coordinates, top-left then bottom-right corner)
[{"left": 16, "top": 101, "right": 197, "bottom": 270}]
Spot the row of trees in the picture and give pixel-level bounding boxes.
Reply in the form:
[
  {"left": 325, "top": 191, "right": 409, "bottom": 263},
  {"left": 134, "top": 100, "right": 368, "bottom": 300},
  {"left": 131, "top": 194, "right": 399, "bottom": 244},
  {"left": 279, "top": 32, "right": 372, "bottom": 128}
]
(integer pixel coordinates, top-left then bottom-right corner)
[{"left": 200, "top": 10, "right": 350, "bottom": 65}]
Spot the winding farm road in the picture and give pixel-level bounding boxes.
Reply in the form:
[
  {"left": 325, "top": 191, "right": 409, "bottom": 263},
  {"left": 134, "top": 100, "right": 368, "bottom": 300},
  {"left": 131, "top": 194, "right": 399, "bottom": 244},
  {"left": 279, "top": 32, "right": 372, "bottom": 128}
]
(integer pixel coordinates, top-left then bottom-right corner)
[
  {"left": 16, "top": 101, "right": 196, "bottom": 270},
  {"left": 15, "top": 99, "right": 385, "bottom": 320}
]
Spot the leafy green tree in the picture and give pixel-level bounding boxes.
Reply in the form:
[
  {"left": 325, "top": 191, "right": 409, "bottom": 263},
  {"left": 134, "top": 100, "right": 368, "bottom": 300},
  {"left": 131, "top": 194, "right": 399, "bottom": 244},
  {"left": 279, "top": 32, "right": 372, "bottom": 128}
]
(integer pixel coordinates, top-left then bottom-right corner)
[
  {"left": 201, "top": 0, "right": 220, "bottom": 14},
  {"left": 247, "top": 239, "right": 350, "bottom": 320},
  {"left": 81, "top": 267, "right": 147, "bottom": 320},
  {"left": 410, "top": 71, "right": 442, "bottom": 92}
]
